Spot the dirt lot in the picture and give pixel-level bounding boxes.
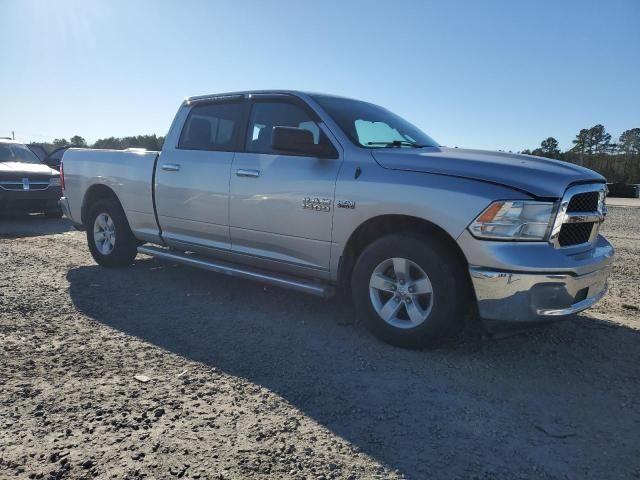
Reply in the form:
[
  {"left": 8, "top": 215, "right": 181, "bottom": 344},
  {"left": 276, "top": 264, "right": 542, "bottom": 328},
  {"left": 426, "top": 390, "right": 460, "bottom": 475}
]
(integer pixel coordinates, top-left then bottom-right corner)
[{"left": 1, "top": 208, "right": 639, "bottom": 480}]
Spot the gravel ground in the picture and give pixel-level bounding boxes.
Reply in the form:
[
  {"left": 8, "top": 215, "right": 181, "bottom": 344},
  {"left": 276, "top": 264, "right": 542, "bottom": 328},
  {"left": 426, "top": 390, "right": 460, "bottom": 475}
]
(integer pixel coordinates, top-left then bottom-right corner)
[{"left": 1, "top": 208, "right": 639, "bottom": 480}]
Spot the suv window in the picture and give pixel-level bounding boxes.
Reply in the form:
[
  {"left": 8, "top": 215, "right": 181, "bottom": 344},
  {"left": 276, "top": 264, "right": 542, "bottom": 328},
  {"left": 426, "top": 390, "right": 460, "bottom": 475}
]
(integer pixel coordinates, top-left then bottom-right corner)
[
  {"left": 245, "top": 101, "right": 328, "bottom": 155},
  {"left": 179, "top": 101, "right": 241, "bottom": 151}
]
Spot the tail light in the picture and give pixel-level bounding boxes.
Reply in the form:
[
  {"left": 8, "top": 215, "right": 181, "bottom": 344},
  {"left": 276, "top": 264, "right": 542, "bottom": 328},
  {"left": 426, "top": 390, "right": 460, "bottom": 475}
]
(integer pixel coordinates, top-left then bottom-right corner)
[{"left": 60, "top": 162, "right": 66, "bottom": 192}]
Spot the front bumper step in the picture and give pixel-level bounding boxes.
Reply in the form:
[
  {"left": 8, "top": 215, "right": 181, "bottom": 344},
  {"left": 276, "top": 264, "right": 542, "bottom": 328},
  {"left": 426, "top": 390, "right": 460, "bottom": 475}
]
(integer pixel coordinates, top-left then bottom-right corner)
[{"left": 137, "top": 245, "right": 335, "bottom": 298}]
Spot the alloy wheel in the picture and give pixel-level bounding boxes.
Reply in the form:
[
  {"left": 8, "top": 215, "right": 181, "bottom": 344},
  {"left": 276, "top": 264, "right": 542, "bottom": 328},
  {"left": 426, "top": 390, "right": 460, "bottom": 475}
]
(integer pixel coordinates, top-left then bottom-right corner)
[
  {"left": 369, "top": 257, "right": 434, "bottom": 329},
  {"left": 93, "top": 213, "right": 116, "bottom": 255}
]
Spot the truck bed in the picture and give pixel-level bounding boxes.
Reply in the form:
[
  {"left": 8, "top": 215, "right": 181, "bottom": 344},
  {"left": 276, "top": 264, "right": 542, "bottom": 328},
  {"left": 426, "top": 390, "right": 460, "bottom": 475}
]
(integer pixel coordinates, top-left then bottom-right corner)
[{"left": 62, "top": 148, "right": 161, "bottom": 242}]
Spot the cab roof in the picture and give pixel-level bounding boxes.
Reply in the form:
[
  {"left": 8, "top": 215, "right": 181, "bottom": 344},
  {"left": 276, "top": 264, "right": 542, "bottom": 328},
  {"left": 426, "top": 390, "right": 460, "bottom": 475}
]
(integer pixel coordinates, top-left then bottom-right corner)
[{"left": 183, "top": 90, "right": 354, "bottom": 105}]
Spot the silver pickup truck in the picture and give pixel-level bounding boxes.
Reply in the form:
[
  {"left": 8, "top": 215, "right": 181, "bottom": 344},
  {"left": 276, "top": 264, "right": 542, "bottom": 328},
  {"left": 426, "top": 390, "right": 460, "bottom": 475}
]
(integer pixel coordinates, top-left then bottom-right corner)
[{"left": 60, "top": 91, "right": 614, "bottom": 348}]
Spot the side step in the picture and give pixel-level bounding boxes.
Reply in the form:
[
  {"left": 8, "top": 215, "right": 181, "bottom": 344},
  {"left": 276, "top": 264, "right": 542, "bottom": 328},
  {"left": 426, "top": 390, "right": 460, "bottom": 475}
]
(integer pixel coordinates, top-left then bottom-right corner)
[{"left": 137, "top": 245, "right": 335, "bottom": 298}]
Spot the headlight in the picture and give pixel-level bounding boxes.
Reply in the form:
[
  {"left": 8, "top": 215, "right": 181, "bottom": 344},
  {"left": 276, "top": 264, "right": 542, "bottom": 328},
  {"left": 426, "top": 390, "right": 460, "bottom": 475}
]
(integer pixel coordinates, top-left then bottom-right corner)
[
  {"left": 469, "top": 200, "right": 556, "bottom": 241},
  {"left": 49, "top": 177, "right": 61, "bottom": 187}
]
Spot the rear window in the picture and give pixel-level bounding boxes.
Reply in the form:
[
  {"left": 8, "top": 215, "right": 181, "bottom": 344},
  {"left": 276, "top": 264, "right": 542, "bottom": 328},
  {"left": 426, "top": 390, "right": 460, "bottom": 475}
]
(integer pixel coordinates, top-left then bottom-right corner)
[{"left": 178, "top": 101, "right": 242, "bottom": 151}]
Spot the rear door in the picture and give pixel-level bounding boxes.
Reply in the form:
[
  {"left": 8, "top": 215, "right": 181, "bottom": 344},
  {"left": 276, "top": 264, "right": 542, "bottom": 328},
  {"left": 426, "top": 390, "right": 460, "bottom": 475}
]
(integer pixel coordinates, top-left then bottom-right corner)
[
  {"left": 229, "top": 95, "right": 343, "bottom": 272},
  {"left": 155, "top": 96, "right": 243, "bottom": 251}
]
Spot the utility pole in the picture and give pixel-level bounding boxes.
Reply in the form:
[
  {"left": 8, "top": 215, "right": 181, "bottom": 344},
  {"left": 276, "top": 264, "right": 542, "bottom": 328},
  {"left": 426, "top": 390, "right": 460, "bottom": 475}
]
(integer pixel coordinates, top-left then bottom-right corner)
[{"left": 11, "top": 131, "right": 14, "bottom": 140}]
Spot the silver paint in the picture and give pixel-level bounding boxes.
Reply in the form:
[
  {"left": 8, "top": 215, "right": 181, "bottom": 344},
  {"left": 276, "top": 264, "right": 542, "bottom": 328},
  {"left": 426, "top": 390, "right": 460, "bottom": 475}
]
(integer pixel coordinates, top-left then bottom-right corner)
[{"left": 61, "top": 90, "right": 615, "bottom": 326}]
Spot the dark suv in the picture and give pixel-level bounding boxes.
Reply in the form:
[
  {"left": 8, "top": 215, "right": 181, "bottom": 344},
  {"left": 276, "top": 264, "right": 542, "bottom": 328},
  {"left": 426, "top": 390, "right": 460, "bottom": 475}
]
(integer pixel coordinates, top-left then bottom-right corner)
[{"left": 0, "top": 139, "right": 62, "bottom": 217}]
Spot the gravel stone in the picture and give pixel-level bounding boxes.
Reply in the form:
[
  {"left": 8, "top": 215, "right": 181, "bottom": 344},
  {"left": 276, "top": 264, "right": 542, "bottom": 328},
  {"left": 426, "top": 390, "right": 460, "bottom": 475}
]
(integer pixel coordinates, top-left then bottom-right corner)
[{"left": 1, "top": 210, "right": 639, "bottom": 479}]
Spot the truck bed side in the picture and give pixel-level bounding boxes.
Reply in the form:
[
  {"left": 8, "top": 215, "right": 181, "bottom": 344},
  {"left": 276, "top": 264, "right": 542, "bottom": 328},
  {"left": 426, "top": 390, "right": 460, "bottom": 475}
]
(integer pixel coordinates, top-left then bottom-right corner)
[{"left": 62, "top": 148, "right": 161, "bottom": 242}]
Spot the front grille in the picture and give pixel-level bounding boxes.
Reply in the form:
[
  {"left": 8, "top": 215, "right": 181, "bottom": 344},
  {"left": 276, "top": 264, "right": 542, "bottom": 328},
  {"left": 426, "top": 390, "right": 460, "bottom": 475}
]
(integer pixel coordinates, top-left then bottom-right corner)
[
  {"left": 552, "top": 185, "right": 605, "bottom": 248},
  {"left": 0, "top": 173, "right": 49, "bottom": 182},
  {"left": 558, "top": 222, "right": 595, "bottom": 246},
  {"left": 0, "top": 180, "right": 50, "bottom": 191},
  {"left": 567, "top": 192, "right": 599, "bottom": 212},
  {"left": 0, "top": 182, "right": 25, "bottom": 190}
]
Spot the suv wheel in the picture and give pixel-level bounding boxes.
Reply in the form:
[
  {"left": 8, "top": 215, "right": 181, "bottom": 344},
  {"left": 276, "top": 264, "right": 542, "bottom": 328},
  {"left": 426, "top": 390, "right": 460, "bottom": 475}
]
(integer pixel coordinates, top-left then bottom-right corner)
[
  {"left": 86, "top": 199, "right": 138, "bottom": 267},
  {"left": 352, "top": 233, "right": 470, "bottom": 348}
]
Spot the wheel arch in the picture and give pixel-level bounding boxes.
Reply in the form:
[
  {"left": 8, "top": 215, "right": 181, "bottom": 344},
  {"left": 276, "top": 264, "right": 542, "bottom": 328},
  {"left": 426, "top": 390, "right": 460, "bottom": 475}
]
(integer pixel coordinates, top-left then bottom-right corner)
[
  {"left": 338, "top": 214, "right": 470, "bottom": 290},
  {"left": 81, "top": 183, "right": 124, "bottom": 226}
]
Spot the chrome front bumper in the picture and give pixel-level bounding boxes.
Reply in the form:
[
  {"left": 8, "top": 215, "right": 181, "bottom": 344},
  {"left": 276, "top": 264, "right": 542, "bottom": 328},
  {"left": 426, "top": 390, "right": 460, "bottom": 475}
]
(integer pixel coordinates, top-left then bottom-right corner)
[{"left": 470, "top": 264, "right": 611, "bottom": 323}]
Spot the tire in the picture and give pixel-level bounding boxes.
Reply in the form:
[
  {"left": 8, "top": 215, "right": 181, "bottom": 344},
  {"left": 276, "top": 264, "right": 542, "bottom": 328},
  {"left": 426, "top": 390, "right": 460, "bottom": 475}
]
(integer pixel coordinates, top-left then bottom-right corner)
[
  {"left": 86, "top": 198, "right": 138, "bottom": 267},
  {"left": 351, "top": 233, "right": 471, "bottom": 348}
]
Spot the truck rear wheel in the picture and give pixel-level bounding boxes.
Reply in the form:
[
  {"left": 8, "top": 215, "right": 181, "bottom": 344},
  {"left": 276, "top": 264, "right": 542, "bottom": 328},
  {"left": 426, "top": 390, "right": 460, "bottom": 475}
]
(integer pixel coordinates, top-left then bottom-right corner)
[
  {"left": 86, "top": 199, "right": 138, "bottom": 267},
  {"left": 351, "top": 233, "right": 469, "bottom": 348}
]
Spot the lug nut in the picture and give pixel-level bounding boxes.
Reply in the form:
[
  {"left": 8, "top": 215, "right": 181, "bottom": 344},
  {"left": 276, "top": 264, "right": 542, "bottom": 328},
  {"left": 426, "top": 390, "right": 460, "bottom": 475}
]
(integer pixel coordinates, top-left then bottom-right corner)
[
  {"left": 399, "top": 279, "right": 405, "bottom": 285},
  {"left": 405, "top": 297, "right": 412, "bottom": 304},
  {"left": 394, "top": 296, "right": 401, "bottom": 303},
  {"left": 390, "top": 285, "right": 397, "bottom": 291},
  {"left": 408, "top": 286, "right": 415, "bottom": 293}
]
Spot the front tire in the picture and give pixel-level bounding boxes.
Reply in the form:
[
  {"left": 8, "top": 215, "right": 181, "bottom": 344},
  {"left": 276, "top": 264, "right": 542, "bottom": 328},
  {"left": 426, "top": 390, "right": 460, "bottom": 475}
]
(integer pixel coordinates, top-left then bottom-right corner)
[
  {"left": 351, "top": 233, "right": 471, "bottom": 348},
  {"left": 86, "top": 198, "right": 138, "bottom": 267}
]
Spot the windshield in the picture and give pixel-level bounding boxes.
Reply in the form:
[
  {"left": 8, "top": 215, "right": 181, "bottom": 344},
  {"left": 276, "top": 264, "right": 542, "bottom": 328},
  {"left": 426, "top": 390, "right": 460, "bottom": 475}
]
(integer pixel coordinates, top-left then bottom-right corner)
[
  {"left": 0, "top": 143, "right": 43, "bottom": 164},
  {"left": 312, "top": 96, "right": 439, "bottom": 148}
]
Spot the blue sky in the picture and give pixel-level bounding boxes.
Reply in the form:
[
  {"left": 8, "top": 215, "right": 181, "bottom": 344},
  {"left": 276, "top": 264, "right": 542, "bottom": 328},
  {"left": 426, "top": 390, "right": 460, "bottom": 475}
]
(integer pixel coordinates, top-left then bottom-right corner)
[{"left": 1, "top": 0, "right": 638, "bottom": 152}]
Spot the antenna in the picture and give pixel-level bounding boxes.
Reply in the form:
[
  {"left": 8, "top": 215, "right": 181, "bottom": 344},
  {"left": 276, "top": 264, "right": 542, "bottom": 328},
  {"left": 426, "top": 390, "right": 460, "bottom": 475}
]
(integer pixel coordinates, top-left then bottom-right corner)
[{"left": 11, "top": 131, "right": 15, "bottom": 140}]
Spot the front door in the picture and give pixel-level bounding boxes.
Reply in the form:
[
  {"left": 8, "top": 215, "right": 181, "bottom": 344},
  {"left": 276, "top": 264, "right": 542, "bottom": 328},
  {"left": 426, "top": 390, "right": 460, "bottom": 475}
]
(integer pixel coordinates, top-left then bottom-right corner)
[
  {"left": 155, "top": 97, "right": 243, "bottom": 251},
  {"left": 229, "top": 96, "right": 343, "bottom": 272}
]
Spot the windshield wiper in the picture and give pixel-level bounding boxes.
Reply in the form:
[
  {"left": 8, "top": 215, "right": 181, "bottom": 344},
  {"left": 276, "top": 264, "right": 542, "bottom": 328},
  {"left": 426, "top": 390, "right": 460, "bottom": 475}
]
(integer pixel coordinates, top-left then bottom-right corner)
[{"left": 366, "top": 140, "right": 425, "bottom": 148}]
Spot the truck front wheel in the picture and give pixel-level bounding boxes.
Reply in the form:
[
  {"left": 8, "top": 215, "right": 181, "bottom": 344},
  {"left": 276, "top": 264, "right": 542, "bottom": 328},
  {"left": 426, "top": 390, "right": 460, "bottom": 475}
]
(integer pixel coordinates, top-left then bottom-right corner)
[
  {"left": 86, "top": 199, "right": 138, "bottom": 267},
  {"left": 351, "top": 233, "right": 469, "bottom": 348}
]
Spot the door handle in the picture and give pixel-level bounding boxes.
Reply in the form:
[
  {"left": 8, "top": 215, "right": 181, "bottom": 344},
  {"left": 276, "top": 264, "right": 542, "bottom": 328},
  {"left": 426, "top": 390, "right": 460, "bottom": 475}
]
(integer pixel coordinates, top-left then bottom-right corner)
[
  {"left": 161, "top": 163, "right": 181, "bottom": 172},
  {"left": 236, "top": 169, "right": 260, "bottom": 178}
]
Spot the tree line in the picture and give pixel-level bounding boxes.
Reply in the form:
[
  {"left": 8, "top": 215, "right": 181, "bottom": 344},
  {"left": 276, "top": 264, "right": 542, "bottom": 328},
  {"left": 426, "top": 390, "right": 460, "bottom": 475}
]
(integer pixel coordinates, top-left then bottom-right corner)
[
  {"left": 30, "top": 125, "right": 640, "bottom": 184},
  {"left": 520, "top": 126, "right": 639, "bottom": 183},
  {"left": 30, "top": 134, "right": 165, "bottom": 154},
  {"left": 521, "top": 126, "right": 639, "bottom": 158}
]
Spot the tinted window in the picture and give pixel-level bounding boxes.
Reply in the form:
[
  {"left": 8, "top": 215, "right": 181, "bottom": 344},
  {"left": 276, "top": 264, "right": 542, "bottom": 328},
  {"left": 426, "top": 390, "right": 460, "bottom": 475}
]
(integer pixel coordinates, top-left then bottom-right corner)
[
  {"left": 179, "top": 101, "right": 241, "bottom": 151},
  {"left": 28, "top": 144, "right": 48, "bottom": 161},
  {"left": 0, "top": 143, "right": 43, "bottom": 164},
  {"left": 246, "top": 101, "right": 328, "bottom": 154},
  {"left": 312, "top": 96, "right": 439, "bottom": 149}
]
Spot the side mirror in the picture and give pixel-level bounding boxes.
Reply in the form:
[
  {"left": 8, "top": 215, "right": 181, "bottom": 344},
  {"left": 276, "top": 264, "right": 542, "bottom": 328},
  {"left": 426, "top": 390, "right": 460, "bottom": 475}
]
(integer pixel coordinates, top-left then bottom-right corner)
[{"left": 272, "top": 126, "right": 337, "bottom": 158}]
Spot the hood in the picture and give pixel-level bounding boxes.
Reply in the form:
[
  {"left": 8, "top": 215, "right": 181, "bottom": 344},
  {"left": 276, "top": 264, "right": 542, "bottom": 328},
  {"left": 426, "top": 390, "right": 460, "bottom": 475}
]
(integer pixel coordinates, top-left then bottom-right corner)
[
  {"left": 371, "top": 147, "right": 604, "bottom": 198},
  {"left": 0, "top": 161, "right": 57, "bottom": 177}
]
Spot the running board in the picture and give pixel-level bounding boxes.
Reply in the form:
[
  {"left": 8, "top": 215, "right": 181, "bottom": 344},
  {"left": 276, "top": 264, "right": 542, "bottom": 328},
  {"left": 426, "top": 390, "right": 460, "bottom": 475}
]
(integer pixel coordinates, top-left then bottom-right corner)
[{"left": 137, "top": 245, "right": 335, "bottom": 298}]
